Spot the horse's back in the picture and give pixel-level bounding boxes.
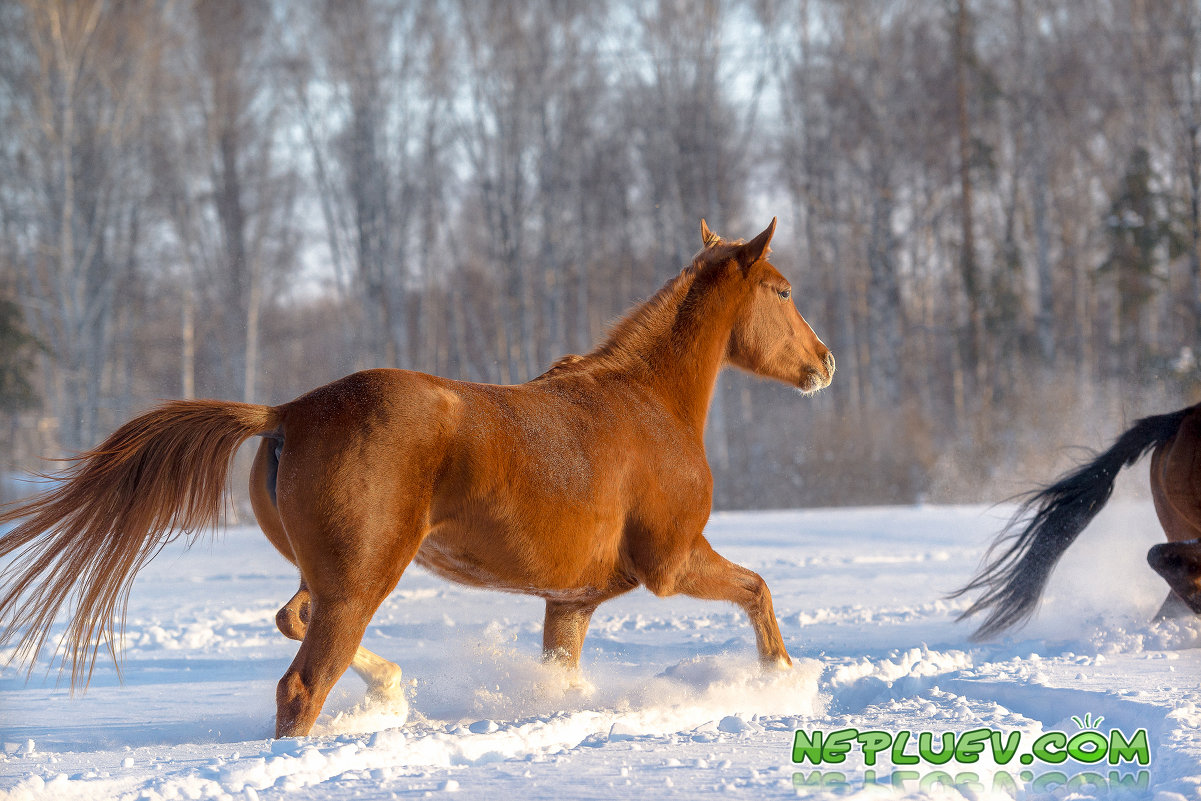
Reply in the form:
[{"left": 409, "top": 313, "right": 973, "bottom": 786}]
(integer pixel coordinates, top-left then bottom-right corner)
[
  {"left": 280, "top": 366, "right": 457, "bottom": 420},
  {"left": 273, "top": 365, "right": 683, "bottom": 502}
]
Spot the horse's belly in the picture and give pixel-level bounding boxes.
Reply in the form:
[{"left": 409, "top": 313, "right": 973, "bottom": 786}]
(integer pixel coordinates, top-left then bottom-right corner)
[
  {"left": 413, "top": 536, "right": 513, "bottom": 590},
  {"left": 413, "top": 518, "right": 620, "bottom": 597}
]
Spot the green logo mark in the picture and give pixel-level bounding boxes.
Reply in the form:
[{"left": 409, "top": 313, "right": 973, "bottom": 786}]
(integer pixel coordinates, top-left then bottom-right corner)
[{"left": 792, "top": 725, "right": 1150, "bottom": 769}]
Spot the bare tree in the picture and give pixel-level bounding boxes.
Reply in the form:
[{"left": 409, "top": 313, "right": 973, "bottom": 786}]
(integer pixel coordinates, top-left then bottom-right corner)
[
  {"left": 293, "top": 1, "right": 456, "bottom": 375},
  {"left": 0, "top": 0, "right": 162, "bottom": 448},
  {"left": 1146, "top": 0, "right": 1201, "bottom": 347},
  {"left": 2, "top": 0, "right": 1198, "bottom": 510}
]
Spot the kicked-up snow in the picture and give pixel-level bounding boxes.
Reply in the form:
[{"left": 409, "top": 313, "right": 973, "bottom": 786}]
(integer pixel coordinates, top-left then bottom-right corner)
[{"left": 1, "top": 503, "right": 1198, "bottom": 800}]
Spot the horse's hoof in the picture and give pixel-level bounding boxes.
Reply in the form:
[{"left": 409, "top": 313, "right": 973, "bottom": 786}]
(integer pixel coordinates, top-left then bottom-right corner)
[
  {"left": 564, "top": 673, "right": 596, "bottom": 697},
  {"left": 366, "top": 678, "right": 406, "bottom": 705},
  {"left": 762, "top": 655, "right": 793, "bottom": 672}
]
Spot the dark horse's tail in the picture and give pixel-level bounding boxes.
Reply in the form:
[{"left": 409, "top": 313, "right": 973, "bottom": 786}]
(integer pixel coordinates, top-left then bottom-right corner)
[
  {"left": 952, "top": 405, "right": 1194, "bottom": 640},
  {"left": 0, "top": 400, "right": 279, "bottom": 688}
]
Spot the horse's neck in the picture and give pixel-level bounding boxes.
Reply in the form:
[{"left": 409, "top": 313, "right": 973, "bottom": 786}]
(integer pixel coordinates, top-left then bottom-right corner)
[
  {"left": 661, "top": 310, "right": 731, "bottom": 436},
  {"left": 595, "top": 271, "right": 737, "bottom": 437}
]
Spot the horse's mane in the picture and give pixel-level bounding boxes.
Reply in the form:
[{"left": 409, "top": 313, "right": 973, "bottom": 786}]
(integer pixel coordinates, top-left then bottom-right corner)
[
  {"left": 531, "top": 240, "right": 748, "bottom": 383},
  {"left": 589, "top": 265, "right": 699, "bottom": 368}
]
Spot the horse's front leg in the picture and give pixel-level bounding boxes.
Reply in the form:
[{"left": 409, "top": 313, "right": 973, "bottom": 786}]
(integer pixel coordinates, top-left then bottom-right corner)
[
  {"left": 668, "top": 538, "right": 792, "bottom": 669},
  {"left": 542, "top": 575, "right": 638, "bottom": 670},
  {"left": 542, "top": 601, "right": 598, "bottom": 669}
]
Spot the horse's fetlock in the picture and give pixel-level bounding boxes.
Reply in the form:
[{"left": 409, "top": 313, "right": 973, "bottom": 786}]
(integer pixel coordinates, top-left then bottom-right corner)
[
  {"left": 542, "top": 645, "right": 575, "bottom": 667},
  {"left": 274, "top": 669, "right": 312, "bottom": 737},
  {"left": 277, "top": 669, "right": 305, "bottom": 703},
  {"left": 761, "top": 652, "right": 793, "bottom": 671}
]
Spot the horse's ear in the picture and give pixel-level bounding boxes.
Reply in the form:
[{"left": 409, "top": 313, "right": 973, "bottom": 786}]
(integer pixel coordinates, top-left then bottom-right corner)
[
  {"left": 737, "top": 217, "right": 777, "bottom": 268},
  {"left": 700, "top": 219, "right": 722, "bottom": 248}
]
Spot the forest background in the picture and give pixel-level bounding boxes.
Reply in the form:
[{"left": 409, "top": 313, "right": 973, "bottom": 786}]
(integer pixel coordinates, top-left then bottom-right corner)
[{"left": 1, "top": 0, "right": 1198, "bottom": 509}]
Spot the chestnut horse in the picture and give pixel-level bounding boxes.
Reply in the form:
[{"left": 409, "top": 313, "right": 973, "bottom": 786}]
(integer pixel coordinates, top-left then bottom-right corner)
[
  {"left": 0, "top": 219, "right": 834, "bottom": 737},
  {"left": 954, "top": 402, "right": 1201, "bottom": 639}
]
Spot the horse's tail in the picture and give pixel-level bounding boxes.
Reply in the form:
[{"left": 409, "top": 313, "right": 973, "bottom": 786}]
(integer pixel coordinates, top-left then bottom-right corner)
[
  {"left": 951, "top": 404, "right": 1195, "bottom": 640},
  {"left": 0, "top": 400, "right": 280, "bottom": 688}
]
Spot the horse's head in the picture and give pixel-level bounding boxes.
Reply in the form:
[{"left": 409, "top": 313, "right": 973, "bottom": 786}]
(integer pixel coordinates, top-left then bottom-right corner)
[{"left": 699, "top": 218, "right": 835, "bottom": 394}]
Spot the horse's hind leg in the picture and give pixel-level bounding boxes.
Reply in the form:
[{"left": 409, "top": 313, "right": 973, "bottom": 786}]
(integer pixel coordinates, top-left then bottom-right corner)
[
  {"left": 1149, "top": 427, "right": 1201, "bottom": 619},
  {"left": 348, "top": 647, "right": 405, "bottom": 703},
  {"left": 275, "top": 580, "right": 404, "bottom": 703},
  {"left": 276, "top": 595, "right": 378, "bottom": 736},
  {"left": 257, "top": 439, "right": 405, "bottom": 707},
  {"left": 663, "top": 538, "right": 791, "bottom": 669},
  {"left": 1148, "top": 541, "right": 1201, "bottom": 617},
  {"left": 274, "top": 493, "right": 433, "bottom": 738}
]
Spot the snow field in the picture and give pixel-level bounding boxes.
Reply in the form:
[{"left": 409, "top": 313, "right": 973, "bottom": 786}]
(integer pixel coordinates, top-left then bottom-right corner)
[{"left": 1, "top": 503, "right": 1199, "bottom": 799}]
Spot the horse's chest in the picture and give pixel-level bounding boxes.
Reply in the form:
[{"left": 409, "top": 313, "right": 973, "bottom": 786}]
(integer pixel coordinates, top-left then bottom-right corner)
[{"left": 637, "top": 446, "right": 713, "bottom": 513}]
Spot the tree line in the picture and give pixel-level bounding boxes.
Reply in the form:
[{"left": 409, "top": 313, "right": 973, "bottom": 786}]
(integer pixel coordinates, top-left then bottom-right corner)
[{"left": 1, "top": 0, "right": 1198, "bottom": 508}]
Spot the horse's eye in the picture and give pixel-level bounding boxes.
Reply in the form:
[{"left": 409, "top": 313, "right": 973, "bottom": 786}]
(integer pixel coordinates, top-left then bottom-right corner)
[{"left": 778, "top": 289, "right": 791, "bottom": 300}]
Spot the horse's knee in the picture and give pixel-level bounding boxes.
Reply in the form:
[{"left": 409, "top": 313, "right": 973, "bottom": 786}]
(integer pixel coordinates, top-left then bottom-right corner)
[{"left": 741, "top": 572, "right": 772, "bottom": 612}]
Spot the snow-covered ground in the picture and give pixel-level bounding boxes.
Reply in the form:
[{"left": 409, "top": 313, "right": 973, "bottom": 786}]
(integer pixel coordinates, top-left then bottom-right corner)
[{"left": 1, "top": 503, "right": 1198, "bottom": 800}]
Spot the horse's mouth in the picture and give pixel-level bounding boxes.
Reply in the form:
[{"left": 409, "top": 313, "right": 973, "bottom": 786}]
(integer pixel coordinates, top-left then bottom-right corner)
[{"left": 798, "top": 368, "right": 832, "bottom": 395}]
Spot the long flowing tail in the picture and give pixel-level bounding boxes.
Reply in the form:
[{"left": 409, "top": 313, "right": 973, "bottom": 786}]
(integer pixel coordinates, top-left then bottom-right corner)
[
  {"left": 0, "top": 400, "right": 279, "bottom": 688},
  {"left": 951, "top": 405, "right": 1194, "bottom": 640}
]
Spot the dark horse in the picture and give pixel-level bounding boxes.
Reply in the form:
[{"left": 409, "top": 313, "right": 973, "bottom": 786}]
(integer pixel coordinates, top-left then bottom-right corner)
[
  {"left": 0, "top": 219, "right": 834, "bottom": 737},
  {"left": 954, "top": 402, "right": 1201, "bottom": 639}
]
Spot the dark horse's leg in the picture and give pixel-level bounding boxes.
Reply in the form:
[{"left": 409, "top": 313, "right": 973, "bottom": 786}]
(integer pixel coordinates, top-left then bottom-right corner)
[
  {"left": 1149, "top": 412, "right": 1201, "bottom": 620},
  {"left": 1148, "top": 541, "right": 1201, "bottom": 617},
  {"left": 668, "top": 538, "right": 791, "bottom": 668}
]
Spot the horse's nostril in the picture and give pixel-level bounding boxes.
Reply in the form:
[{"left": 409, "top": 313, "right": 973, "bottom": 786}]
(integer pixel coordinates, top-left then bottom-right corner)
[{"left": 824, "top": 351, "right": 836, "bottom": 374}]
